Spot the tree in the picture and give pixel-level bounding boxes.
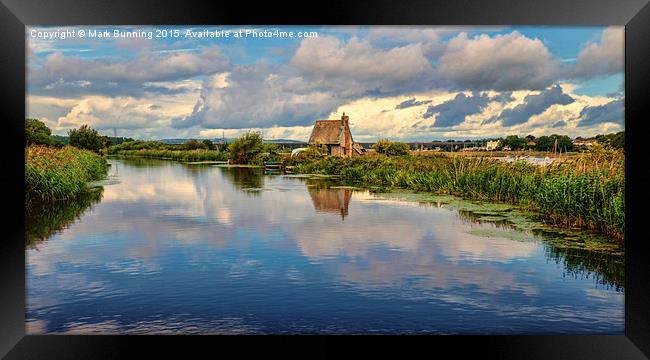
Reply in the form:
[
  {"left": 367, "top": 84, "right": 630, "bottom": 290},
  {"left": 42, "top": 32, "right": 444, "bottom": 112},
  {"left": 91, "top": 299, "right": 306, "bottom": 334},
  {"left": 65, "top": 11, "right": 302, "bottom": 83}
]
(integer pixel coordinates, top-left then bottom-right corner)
[
  {"left": 611, "top": 131, "right": 625, "bottom": 149},
  {"left": 534, "top": 134, "right": 574, "bottom": 152},
  {"left": 302, "top": 142, "right": 328, "bottom": 157},
  {"left": 372, "top": 139, "right": 410, "bottom": 156},
  {"left": 596, "top": 131, "right": 624, "bottom": 149},
  {"left": 202, "top": 139, "right": 214, "bottom": 150},
  {"left": 26, "top": 118, "right": 53, "bottom": 146},
  {"left": 535, "top": 136, "right": 553, "bottom": 151},
  {"left": 68, "top": 125, "right": 104, "bottom": 153},
  {"left": 552, "top": 134, "right": 574, "bottom": 152},
  {"left": 227, "top": 131, "right": 265, "bottom": 164},
  {"left": 100, "top": 135, "right": 112, "bottom": 149},
  {"left": 184, "top": 139, "right": 205, "bottom": 150},
  {"left": 501, "top": 135, "right": 527, "bottom": 150}
]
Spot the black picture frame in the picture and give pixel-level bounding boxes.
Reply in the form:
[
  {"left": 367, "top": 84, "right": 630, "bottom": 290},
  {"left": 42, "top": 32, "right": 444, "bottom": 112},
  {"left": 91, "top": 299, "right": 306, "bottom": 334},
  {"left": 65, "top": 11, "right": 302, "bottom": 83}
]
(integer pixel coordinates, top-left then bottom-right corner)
[{"left": 1, "top": 0, "right": 649, "bottom": 358}]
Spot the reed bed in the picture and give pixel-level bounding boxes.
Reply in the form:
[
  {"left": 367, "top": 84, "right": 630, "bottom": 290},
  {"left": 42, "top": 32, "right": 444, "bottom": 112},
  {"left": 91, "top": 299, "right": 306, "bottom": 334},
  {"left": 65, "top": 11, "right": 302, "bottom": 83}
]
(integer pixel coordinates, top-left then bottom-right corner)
[
  {"left": 112, "top": 149, "right": 229, "bottom": 162},
  {"left": 290, "top": 148, "right": 624, "bottom": 239},
  {"left": 25, "top": 145, "right": 108, "bottom": 204}
]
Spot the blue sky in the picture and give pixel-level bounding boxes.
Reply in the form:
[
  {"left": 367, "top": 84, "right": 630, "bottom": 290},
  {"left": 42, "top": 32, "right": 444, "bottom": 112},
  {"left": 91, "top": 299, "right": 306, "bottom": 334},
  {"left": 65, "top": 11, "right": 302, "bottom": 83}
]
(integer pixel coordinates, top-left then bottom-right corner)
[{"left": 27, "top": 26, "right": 624, "bottom": 141}]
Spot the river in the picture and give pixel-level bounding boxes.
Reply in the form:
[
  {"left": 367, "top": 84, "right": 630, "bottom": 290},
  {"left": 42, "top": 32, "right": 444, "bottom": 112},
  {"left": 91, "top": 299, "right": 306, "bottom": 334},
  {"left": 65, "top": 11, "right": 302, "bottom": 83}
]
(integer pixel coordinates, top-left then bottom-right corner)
[{"left": 25, "top": 157, "right": 624, "bottom": 334}]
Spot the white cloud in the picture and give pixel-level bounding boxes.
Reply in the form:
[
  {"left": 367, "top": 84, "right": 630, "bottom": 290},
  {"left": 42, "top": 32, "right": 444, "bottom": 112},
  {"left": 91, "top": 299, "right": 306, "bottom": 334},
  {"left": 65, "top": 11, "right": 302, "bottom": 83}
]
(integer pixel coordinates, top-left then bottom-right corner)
[
  {"left": 28, "top": 91, "right": 197, "bottom": 138},
  {"left": 570, "top": 27, "right": 624, "bottom": 79},
  {"left": 291, "top": 36, "right": 432, "bottom": 85},
  {"left": 29, "top": 47, "right": 230, "bottom": 97},
  {"left": 25, "top": 27, "right": 624, "bottom": 140},
  {"left": 437, "top": 31, "right": 561, "bottom": 91}
]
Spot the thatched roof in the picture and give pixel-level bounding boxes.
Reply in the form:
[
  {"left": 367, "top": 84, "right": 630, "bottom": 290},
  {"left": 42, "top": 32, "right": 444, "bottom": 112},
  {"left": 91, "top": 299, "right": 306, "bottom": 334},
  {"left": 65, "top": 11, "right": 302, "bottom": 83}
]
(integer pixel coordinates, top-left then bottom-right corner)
[{"left": 308, "top": 120, "right": 343, "bottom": 145}]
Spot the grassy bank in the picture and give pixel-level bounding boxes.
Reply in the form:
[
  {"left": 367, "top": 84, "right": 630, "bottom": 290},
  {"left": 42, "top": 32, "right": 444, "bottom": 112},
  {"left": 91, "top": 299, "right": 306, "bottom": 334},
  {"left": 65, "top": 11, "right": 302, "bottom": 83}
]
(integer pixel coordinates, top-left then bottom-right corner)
[
  {"left": 110, "top": 149, "right": 230, "bottom": 162},
  {"left": 26, "top": 145, "right": 109, "bottom": 204},
  {"left": 109, "top": 148, "right": 283, "bottom": 165},
  {"left": 288, "top": 148, "right": 624, "bottom": 239},
  {"left": 106, "top": 133, "right": 283, "bottom": 165}
]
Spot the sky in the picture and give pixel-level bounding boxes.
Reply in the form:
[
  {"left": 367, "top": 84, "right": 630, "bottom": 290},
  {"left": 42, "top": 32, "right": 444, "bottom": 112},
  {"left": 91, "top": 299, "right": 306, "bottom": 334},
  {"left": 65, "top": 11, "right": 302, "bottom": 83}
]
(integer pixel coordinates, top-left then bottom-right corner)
[{"left": 26, "top": 26, "right": 624, "bottom": 141}]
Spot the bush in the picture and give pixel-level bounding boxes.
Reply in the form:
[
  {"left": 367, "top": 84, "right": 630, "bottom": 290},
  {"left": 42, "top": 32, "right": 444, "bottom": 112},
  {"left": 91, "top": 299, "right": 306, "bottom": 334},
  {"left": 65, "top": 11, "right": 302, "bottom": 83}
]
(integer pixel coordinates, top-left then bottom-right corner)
[
  {"left": 184, "top": 139, "right": 206, "bottom": 150},
  {"left": 68, "top": 125, "right": 105, "bottom": 153},
  {"left": 26, "top": 118, "right": 54, "bottom": 147},
  {"left": 106, "top": 140, "right": 167, "bottom": 154},
  {"left": 202, "top": 139, "right": 214, "bottom": 150},
  {"left": 372, "top": 139, "right": 410, "bottom": 156},
  {"left": 227, "top": 131, "right": 264, "bottom": 164}
]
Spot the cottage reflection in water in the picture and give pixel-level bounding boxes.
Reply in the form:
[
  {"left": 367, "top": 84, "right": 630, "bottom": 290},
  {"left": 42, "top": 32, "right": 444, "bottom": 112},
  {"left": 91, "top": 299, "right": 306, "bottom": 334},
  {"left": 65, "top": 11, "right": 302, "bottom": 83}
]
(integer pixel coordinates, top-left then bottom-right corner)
[{"left": 307, "top": 186, "right": 352, "bottom": 220}]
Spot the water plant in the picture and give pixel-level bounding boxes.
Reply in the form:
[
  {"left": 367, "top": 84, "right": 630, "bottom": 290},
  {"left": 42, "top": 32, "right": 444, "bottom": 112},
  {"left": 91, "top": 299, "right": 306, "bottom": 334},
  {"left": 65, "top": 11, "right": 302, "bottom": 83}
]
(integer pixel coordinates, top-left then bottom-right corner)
[
  {"left": 289, "top": 149, "right": 625, "bottom": 239},
  {"left": 111, "top": 148, "right": 230, "bottom": 162},
  {"left": 25, "top": 145, "right": 109, "bottom": 204}
]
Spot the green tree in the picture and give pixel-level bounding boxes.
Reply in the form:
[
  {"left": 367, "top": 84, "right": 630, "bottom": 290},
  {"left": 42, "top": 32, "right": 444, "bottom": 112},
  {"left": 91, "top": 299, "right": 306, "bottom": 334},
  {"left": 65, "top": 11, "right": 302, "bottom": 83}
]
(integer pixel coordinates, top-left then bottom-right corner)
[
  {"left": 535, "top": 136, "right": 553, "bottom": 151},
  {"left": 552, "top": 134, "right": 574, "bottom": 152},
  {"left": 68, "top": 125, "right": 105, "bottom": 153},
  {"left": 596, "top": 131, "right": 624, "bottom": 149},
  {"left": 302, "top": 142, "right": 328, "bottom": 157},
  {"left": 100, "top": 135, "right": 112, "bottom": 149},
  {"left": 227, "top": 131, "right": 265, "bottom": 164},
  {"left": 26, "top": 118, "right": 53, "bottom": 146},
  {"left": 501, "top": 135, "right": 526, "bottom": 150},
  {"left": 202, "top": 139, "right": 214, "bottom": 150},
  {"left": 184, "top": 139, "right": 205, "bottom": 150},
  {"left": 611, "top": 131, "right": 625, "bottom": 149},
  {"left": 50, "top": 135, "right": 70, "bottom": 146},
  {"left": 372, "top": 139, "right": 410, "bottom": 156}
]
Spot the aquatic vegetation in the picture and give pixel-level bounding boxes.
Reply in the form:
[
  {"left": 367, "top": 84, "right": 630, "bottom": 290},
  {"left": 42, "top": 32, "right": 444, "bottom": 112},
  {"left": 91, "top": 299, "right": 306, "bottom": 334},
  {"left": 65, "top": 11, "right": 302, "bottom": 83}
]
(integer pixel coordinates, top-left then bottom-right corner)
[
  {"left": 111, "top": 149, "right": 229, "bottom": 162},
  {"left": 25, "top": 145, "right": 109, "bottom": 204},
  {"left": 292, "top": 149, "right": 624, "bottom": 239},
  {"left": 368, "top": 188, "right": 624, "bottom": 288},
  {"left": 465, "top": 228, "right": 537, "bottom": 242},
  {"left": 185, "top": 161, "right": 229, "bottom": 165}
]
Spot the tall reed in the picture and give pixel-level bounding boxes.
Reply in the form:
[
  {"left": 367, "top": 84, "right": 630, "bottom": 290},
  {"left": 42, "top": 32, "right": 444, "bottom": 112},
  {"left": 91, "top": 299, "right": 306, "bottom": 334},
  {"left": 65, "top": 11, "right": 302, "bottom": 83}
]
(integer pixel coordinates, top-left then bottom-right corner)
[
  {"left": 290, "top": 148, "right": 624, "bottom": 239},
  {"left": 26, "top": 145, "right": 109, "bottom": 204},
  {"left": 113, "top": 149, "right": 229, "bottom": 162}
]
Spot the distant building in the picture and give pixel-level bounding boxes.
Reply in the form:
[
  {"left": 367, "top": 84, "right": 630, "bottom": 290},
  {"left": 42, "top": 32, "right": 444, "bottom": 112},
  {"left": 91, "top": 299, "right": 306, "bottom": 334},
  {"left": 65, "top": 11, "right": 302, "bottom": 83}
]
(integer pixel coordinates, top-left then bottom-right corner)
[
  {"left": 486, "top": 140, "right": 500, "bottom": 151},
  {"left": 308, "top": 113, "right": 364, "bottom": 157},
  {"left": 573, "top": 138, "right": 597, "bottom": 147}
]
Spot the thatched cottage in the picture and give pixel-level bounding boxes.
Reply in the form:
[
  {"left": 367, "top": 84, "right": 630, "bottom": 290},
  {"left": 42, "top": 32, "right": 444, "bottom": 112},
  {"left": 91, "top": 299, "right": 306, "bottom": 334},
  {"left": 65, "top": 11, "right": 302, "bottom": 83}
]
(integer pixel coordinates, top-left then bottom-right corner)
[{"left": 308, "top": 113, "right": 364, "bottom": 157}]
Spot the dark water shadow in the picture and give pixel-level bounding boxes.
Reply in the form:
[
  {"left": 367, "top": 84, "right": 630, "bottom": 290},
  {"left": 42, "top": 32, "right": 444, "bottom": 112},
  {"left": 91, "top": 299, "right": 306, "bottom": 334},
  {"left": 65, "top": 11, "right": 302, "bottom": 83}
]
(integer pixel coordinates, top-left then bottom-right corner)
[
  {"left": 457, "top": 208, "right": 624, "bottom": 290},
  {"left": 217, "top": 167, "right": 265, "bottom": 195},
  {"left": 25, "top": 188, "right": 104, "bottom": 249}
]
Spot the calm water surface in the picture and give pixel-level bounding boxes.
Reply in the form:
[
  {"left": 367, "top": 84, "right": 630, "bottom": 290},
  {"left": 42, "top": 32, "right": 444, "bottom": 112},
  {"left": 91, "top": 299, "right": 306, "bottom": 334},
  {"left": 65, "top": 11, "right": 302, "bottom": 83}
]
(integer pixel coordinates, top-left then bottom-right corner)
[{"left": 26, "top": 158, "right": 624, "bottom": 334}]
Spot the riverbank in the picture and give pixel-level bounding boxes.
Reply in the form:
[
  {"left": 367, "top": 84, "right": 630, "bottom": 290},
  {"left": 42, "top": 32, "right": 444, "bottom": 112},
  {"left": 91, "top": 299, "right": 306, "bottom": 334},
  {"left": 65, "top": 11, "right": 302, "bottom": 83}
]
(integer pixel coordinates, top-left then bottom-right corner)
[
  {"left": 109, "top": 149, "right": 229, "bottom": 162},
  {"left": 106, "top": 146, "right": 624, "bottom": 239},
  {"left": 288, "top": 148, "right": 625, "bottom": 239},
  {"left": 26, "top": 145, "right": 109, "bottom": 204}
]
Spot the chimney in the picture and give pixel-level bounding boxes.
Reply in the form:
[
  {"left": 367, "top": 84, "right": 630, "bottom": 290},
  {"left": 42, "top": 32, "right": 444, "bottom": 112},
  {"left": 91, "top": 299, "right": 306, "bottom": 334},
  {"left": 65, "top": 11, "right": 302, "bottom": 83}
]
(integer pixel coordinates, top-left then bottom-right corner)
[{"left": 341, "top": 112, "right": 349, "bottom": 128}]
